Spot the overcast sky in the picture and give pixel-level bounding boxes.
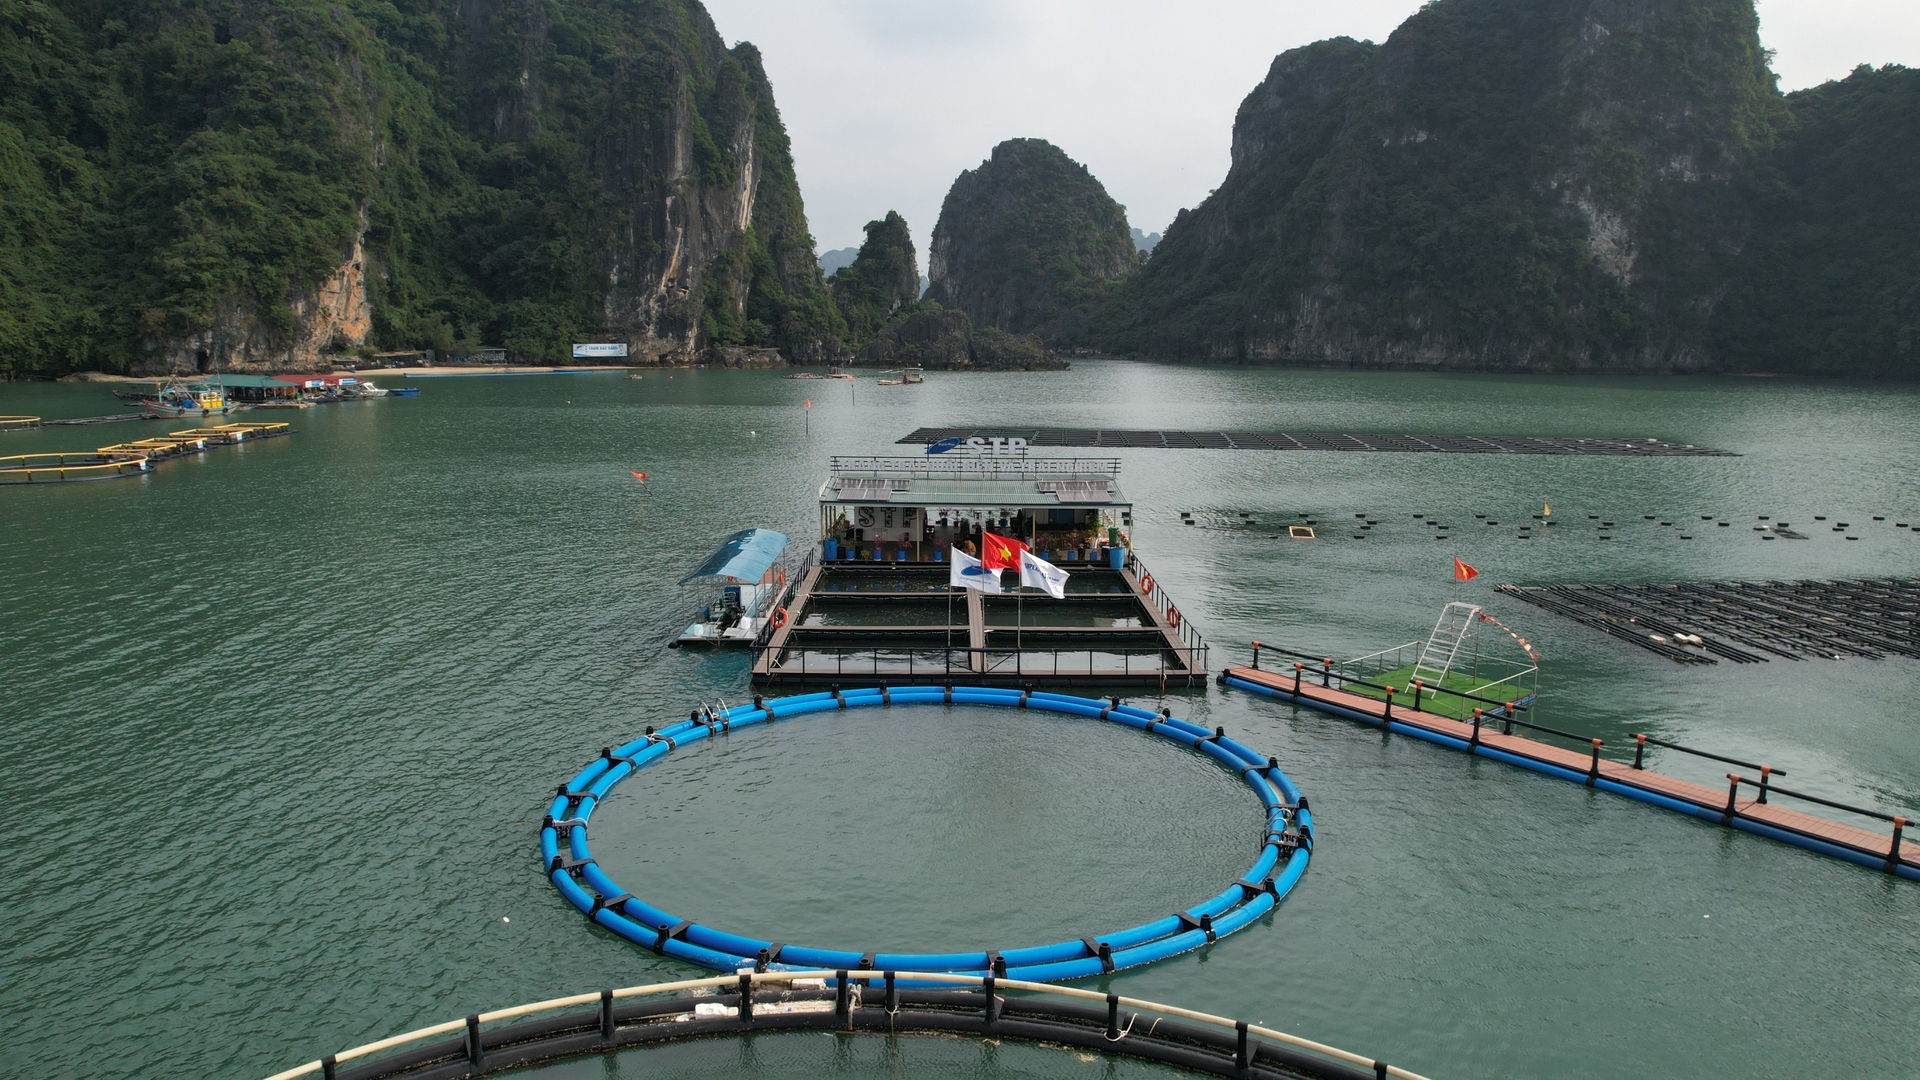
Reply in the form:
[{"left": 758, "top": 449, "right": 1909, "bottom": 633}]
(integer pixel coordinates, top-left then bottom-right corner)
[{"left": 702, "top": 0, "right": 1920, "bottom": 261}]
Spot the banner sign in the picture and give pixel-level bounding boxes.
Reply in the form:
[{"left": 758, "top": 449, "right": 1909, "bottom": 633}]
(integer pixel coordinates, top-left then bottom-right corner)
[
  {"left": 572, "top": 343, "right": 629, "bottom": 358},
  {"left": 831, "top": 456, "right": 1119, "bottom": 477}
]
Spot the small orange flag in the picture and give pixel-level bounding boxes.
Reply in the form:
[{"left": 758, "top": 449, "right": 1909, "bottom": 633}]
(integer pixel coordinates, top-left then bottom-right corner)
[
  {"left": 805, "top": 398, "right": 812, "bottom": 409},
  {"left": 630, "top": 471, "right": 648, "bottom": 482},
  {"left": 1453, "top": 558, "right": 1479, "bottom": 581}
]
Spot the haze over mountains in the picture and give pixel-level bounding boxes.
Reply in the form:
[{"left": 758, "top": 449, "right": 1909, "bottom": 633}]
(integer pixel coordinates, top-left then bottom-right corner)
[{"left": 1, "top": 0, "right": 1912, "bottom": 376}]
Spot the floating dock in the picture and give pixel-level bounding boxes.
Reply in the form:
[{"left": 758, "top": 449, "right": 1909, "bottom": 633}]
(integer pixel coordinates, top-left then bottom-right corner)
[
  {"left": 0, "top": 422, "right": 292, "bottom": 484},
  {"left": 42, "top": 411, "right": 163, "bottom": 426},
  {"left": 752, "top": 560, "right": 1206, "bottom": 688},
  {"left": 1220, "top": 651, "right": 1917, "bottom": 882},
  {"left": 1500, "top": 579, "right": 1920, "bottom": 664},
  {"left": 749, "top": 455, "right": 1207, "bottom": 688},
  {"left": 899, "top": 428, "right": 1734, "bottom": 456},
  {"left": 0, "top": 415, "right": 41, "bottom": 431}
]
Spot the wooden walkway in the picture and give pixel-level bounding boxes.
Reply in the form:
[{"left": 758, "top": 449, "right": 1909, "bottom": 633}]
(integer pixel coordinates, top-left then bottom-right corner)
[{"left": 1221, "top": 664, "right": 1918, "bottom": 878}]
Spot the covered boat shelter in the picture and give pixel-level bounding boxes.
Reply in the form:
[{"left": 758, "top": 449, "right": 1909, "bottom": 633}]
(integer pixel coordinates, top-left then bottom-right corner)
[{"left": 673, "top": 529, "right": 793, "bottom": 648}]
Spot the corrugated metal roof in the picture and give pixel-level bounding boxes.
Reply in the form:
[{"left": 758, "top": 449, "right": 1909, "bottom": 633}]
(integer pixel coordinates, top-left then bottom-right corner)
[
  {"left": 189, "top": 375, "right": 288, "bottom": 388},
  {"left": 679, "top": 528, "right": 790, "bottom": 585}
]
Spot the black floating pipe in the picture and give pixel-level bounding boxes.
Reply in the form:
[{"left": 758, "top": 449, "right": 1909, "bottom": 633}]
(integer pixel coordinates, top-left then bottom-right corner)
[{"left": 465, "top": 1014, "right": 483, "bottom": 1067}]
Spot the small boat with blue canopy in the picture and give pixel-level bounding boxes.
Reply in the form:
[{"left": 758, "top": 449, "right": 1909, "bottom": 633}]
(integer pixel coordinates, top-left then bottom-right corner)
[{"left": 671, "top": 528, "right": 794, "bottom": 648}]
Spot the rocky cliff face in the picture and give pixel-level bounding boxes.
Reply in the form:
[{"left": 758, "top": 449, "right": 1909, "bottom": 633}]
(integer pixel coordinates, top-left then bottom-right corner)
[
  {"left": 925, "top": 139, "right": 1136, "bottom": 345},
  {"left": 1714, "top": 64, "right": 1920, "bottom": 374},
  {"left": 165, "top": 221, "right": 374, "bottom": 373},
  {"left": 0, "top": 0, "right": 839, "bottom": 375},
  {"left": 829, "top": 211, "right": 921, "bottom": 346},
  {"left": 1106, "top": 0, "right": 1785, "bottom": 371}
]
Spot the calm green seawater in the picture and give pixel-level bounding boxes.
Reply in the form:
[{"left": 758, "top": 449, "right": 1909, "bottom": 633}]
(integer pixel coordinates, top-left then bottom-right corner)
[{"left": 3, "top": 365, "right": 1918, "bottom": 1080}]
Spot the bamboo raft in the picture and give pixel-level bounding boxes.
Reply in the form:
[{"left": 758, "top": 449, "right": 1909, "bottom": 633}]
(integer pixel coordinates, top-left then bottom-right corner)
[
  {"left": 1221, "top": 655, "right": 1917, "bottom": 882},
  {"left": 1499, "top": 579, "right": 1920, "bottom": 664},
  {"left": 0, "top": 422, "right": 293, "bottom": 484}
]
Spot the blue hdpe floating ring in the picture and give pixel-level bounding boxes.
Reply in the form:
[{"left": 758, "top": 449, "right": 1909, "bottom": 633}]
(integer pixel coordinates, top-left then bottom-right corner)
[{"left": 539, "top": 687, "right": 1313, "bottom": 982}]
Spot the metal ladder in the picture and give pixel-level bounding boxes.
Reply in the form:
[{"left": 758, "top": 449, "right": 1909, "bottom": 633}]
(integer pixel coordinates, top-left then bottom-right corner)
[{"left": 1412, "top": 602, "right": 1482, "bottom": 686}]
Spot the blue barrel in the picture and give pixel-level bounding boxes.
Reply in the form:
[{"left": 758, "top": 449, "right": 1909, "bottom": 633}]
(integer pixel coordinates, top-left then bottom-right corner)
[
  {"left": 824, "top": 538, "right": 839, "bottom": 560},
  {"left": 1107, "top": 547, "right": 1124, "bottom": 569}
]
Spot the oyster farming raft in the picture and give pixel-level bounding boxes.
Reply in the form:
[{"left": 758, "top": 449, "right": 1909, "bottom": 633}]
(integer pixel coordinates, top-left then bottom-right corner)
[{"left": 750, "top": 452, "right": 1208, "bottom": 688}]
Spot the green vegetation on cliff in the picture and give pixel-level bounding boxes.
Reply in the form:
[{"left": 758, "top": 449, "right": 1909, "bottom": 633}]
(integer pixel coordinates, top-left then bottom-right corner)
[
  {"left": 1103, "top": 0, "right": 1790, "bottom": 371},
  {"left": 828, "top": 210, "right": 920, "bottom": 346},
  {"left": 925, "top": 138, "right": 1136, "bottom": 345},
  {"left": 1716, "top": 64, "right": 1920, "bottom": 373},
  {"left": 0, "top": 0, "right": 840, "bottom": 374}
]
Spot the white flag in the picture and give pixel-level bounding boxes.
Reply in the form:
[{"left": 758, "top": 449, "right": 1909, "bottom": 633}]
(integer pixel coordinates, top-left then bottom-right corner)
[
  {"left": 950, "top": 547, "right": 1003, "bottom": 593},
  {"left": 1018, "top": 548, "right": 1070, "bottom": 599}
]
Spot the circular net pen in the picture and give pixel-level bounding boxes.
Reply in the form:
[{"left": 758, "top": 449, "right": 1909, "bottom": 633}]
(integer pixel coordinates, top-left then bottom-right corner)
[
  {"left": 262, "top": 970, "right": 1430, "bottom": 1080},
  {"left": 541, "top": 687, "right": 1313, "bottom": 980}
]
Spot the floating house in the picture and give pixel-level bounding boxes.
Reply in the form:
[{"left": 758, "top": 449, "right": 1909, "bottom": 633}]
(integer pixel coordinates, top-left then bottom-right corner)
[{"left": 750, "top": 454, "right": 1207, "bottom": 688}]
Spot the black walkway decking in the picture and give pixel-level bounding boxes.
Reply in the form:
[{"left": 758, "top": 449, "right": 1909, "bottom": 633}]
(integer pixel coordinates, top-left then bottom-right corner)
[
  {"left": 1500, "top": 578, "right": 1920, "bottom": 664},
  {"left": 898, "top": 428, "right": 1734, "bottom": 456}
]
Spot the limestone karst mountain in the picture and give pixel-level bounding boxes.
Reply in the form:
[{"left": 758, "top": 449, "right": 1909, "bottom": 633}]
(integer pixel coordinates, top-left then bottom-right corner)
[
  {"left": 1100, "top": 0, "right": 1915, "bottom": 375},
  {"left": 924, "top": 139, "right": 1136, "bottom": 347},
  {"left": 0, "top": 0, "right": 842, "bottom": 373}
]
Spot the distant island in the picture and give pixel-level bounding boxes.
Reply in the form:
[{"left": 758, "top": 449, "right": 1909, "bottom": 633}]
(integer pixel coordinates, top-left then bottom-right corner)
[{"left": 2, "top": 0, "right": 1912, "bottom": 377}]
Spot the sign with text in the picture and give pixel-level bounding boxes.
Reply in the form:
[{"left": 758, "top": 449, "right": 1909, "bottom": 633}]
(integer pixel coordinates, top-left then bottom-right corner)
[
  {"left": 831, "top": 456, "right": 1119, "bottom": 477},
  {"left": 572, "top": 343, "right": 629, "bottom": 358}
]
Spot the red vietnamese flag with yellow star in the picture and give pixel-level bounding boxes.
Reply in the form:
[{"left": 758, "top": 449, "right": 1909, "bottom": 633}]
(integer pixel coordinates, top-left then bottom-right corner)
[
  {"left": 1453, "top": 558, "right": 1479, "bottom": 581},
  {"left": 981, "top": 532, "right": 1029, "bottom": 571}
]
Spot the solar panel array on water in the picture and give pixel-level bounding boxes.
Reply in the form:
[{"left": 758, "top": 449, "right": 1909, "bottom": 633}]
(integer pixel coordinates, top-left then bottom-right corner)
[
  {"left": 897, "top": 428, "right": 1734, "bottom": 456},
  {"left": 1500, "top": 579, "right": 1920, "bottom": 664}
]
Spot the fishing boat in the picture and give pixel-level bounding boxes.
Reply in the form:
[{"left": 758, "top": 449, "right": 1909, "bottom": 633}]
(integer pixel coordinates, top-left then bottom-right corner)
[
  {"left": 141, "top": 379, "right": 242, "bottom": 418},
  {"left": 904, "top": 366, "right": 925, "bottom": 384},
  {"left": 389, "top": 386, "right": 421, "bottom": 396},
  {"left": 670, "top": 528, "right": 796, "bottom": 648},
  {"left": 877, "top": 368, "right": 906, "bottom": 386},
  {"left": 342, "top": 379, "right": 389, "bottom": 399}
]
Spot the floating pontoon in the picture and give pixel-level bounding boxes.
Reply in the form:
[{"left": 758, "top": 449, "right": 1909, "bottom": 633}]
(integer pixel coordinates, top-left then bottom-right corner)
[{"left": 750, "top": 454, "right": 1207, "bottom": 687}]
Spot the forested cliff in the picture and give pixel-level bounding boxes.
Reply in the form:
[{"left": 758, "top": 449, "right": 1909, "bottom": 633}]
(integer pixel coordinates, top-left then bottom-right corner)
[
  {"left": 0, "top": 0, "right": 841, "bottom": 374},
  {"left": 1100, "top": 0, "right": 1917, "bottom": 375},
  {"left": 925, "top": 139, "right": 1136, "bottom": 346}
]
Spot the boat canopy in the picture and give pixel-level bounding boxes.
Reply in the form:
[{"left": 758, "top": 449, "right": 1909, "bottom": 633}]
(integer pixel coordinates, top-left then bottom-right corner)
[{"left": 679, "top": 528, "right": 790, "bottom": 585}]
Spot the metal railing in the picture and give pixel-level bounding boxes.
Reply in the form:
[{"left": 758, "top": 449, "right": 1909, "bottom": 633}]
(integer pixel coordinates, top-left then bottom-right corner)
[
  {"left": 1241, "top": 644, "right": 1534, "bottom": 715},
  {"left": 1339, "top": 641, "right": 1537, "bottom": 713},
  {"left": 828, "top": 455, "right": 1122, "bottom": 479},
  {"left": 261, "top": 969, "right": 1429, "bottom": 1080},
  {"left": 1235, "top": 646, "right": 1913, "bottom": 873},
  {"left": 757, "top": 643, "right": 1210, "bottom": 685},
  {"left": 1125, "top": 550, "right": 1208, "bottom": 659}
]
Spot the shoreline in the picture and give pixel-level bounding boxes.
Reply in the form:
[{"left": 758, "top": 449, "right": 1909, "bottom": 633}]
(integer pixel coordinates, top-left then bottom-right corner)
[{"left": 56, "top": 365, "right": 635, "bottom": 383}]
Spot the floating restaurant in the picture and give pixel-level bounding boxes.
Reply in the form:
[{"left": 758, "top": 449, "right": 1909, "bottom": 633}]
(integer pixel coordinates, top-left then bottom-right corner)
[{"left": 750, "top": 451, "right": 1207, "bottom": 688}]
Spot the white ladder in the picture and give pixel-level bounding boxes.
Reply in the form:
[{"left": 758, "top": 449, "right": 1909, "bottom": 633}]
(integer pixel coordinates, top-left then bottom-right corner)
[{"left": 1412, "top": 602, "right": 1482, "bottom": 686}]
